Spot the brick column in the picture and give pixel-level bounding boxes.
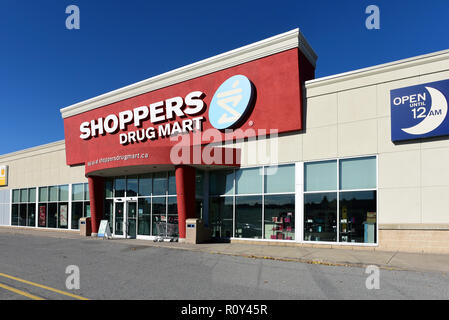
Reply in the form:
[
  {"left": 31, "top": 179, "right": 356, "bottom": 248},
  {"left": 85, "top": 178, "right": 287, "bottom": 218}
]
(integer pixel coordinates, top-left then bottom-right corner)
[
  {"left": 175, "top": 165, "right": 196, "bottom": 240},
  {"left": 88, "top": 176, "right": 104, "bottom": 236}
]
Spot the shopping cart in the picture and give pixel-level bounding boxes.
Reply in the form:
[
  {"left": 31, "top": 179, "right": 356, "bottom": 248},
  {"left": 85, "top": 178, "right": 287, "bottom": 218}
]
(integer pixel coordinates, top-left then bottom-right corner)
[{"left": 153, "top": 216, "right": 179, "bottom": 242}]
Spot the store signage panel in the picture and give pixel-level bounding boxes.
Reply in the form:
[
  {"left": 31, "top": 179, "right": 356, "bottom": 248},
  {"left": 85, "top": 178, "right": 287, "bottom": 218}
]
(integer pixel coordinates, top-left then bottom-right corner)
[
  {"left": 64, "top": 49, "right": 304, "bottom": 167},
  {"left": 391, "top": 79, "right": 449, "bottom": 142},
  {"left": 0, "top": 165, "right": 8, "bottom": 186}
]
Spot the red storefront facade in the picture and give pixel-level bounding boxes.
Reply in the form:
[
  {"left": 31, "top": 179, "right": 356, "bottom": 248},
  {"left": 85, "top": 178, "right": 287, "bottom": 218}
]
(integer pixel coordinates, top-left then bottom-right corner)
[{"left": 60, "top": 29, "right": 316, "bottom": 240}]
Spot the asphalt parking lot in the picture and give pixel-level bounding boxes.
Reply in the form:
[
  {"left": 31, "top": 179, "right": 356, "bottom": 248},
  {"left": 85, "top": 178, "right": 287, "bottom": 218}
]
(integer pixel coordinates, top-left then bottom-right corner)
[{"left": 1, "top": 231, "right": 449, "bottom": 300}]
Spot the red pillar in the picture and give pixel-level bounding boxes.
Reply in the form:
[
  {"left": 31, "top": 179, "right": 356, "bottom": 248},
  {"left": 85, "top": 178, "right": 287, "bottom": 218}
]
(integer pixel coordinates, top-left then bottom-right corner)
[
  {"left": 88, "top": 176, "right": 104, "bottom": 235},
  {"left": 175, "top": 165, "right": 196, "bottom": 240}
]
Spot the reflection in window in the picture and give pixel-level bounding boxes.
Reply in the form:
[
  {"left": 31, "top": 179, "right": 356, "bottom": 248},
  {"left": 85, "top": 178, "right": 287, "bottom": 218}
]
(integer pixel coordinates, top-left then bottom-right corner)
[
  {"left": 153, "top": 172, "right": 167, "bottom": 196},
  {"left": 339, "top": 191, "right": 377, "bottom": 243},
  {"left": 11, "top": 204, "right": 19, "bottom": 225},
  {"left": 138, "top": 175, "right": 152, "bottom": 197},
  {"left": 71, "top": 202, "right": 83, "bottom": 230},
  {"left": 235, "top": 196, "right": 262, "bottom": 239},
  {"left": 138, "top": 198, "right": 151, "bottom": 236},
  {"left": 210, "top": 170, "right": 234, "bottom": 195},
  {"left": 126, "top": 177, "right": 138, "bottom": 197},
  {"left": 209, "top": 196, "right": 233, "bottom": 238},
  {"left": 264, "top": 194, "right": 295, "bottom": 240},
  {"left": 167, "top": 197, "right": 178, "bottom": 237},
  {"left": 304, "top": 193, "right": 337, "bottom": 242},
  {"left": 152, "top": 197, "right": 166, "bottom": 236},
  {"left": 114, "top": 178, "right": 126, "bottom": 198},
  {"left": 236, "top": 168, "right": 262, "bottom": 195}
]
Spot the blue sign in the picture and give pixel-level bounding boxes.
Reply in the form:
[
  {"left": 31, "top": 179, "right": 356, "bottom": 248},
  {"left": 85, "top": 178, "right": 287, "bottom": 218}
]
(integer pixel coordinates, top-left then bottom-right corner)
[
  {"left": 391, "top": 79, "right": 449, "bottom": 142},
  {"left": 209, "top": 75, "right": 254, "bottom": 130}
]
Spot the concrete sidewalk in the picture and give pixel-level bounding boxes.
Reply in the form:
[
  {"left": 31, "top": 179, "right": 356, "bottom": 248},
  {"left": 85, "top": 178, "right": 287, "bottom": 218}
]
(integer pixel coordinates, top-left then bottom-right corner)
[{"left": 2, "top": 226, "right": 449, "bottom": 274}]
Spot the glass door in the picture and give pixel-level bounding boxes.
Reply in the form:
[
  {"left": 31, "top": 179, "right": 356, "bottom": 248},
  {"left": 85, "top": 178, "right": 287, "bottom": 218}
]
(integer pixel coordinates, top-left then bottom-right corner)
[
  {"left": 114, "top": 200, "right": 125, "bottom": 237},
  {"left": 126, "top": 201, "right": 137, "bottom": 239}
]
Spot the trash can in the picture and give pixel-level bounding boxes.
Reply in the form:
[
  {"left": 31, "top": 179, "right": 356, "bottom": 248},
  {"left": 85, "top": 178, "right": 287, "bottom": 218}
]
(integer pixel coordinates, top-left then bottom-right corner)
[
  {"left": 79, "top": 217, "right": 92, "bottom": 237},
  {"left": 185, "top": 218, "right": 210, "bottom": 244}
]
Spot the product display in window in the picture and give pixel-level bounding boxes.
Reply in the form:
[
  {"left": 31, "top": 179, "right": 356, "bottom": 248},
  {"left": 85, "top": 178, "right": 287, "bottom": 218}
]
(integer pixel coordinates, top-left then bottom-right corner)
[{"left": 269, "top": 212, "right": 294, "bottom": 240}]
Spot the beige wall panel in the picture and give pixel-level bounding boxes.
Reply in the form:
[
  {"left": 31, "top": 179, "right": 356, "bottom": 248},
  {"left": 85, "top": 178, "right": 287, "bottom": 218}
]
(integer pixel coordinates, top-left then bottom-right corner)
[
  {"left": 306, "top": 63, "right": 423, "bottom": 98},
  {"left": 302, "top": 125, "right": 338, "bottom": 161},
  {"left": 377, "top": 117, "right": 421, "bottom": 154},
  {"left": 421, "top": 186, "right": 449, "bottom": 224},
  {"left": 276, "top": 133, "right": 302, "bottom": 164},
  {"left": 0, "top": 148, "right": 86, "bottom": 189},
  {"left": 337, "top": 119, "right": 377, "bottom": 157},
  {"left": 378, "top": 187, "right": 421, "bottom": 224},
  {"left": 421, "top": 147, "right": 449, "bottom": 187},
  {"left": 304, "top": 93, "right": 337, "bottom": 128},
  {"left": 419, "top": 69, "right": 449, "bottom": 83},
  {"left": 378, "top": 150, "right": 420, "bottom": 188},
  {"left": 376, "top": 78, "right": 420, "bottom": 118},
  {"left": 337, "top": 86, "right": 377, "bottom": 123},
  {"left": 417, "top": 58, "right": 449, "bottom": 76}
]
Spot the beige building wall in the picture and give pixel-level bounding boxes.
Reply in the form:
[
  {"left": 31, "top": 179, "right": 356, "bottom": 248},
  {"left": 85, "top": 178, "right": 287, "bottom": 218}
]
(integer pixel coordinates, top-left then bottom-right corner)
[
  {"left": 302, "top": 50, "right": 449, "bottom": 253},
  {"left": 0, "top": 140, "right": 87, "bottom": 191}
]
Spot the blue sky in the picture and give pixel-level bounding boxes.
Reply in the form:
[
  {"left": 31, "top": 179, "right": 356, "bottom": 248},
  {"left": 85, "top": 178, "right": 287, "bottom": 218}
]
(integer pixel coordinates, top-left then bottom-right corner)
[{"left": 1, "top": 0, "right": 449, "bottom": 154}]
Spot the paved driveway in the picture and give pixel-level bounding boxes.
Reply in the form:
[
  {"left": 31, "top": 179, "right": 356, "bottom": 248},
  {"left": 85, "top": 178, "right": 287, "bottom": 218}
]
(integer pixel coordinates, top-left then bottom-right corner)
[{"left": 1, "top": 232, "right": 449, "bottom": 300}]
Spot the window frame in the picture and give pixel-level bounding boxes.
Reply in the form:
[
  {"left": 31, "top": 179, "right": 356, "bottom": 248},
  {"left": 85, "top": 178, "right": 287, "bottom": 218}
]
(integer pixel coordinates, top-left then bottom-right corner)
[{"left": 303, "top": 155, "right": 378, "bottom": 246}]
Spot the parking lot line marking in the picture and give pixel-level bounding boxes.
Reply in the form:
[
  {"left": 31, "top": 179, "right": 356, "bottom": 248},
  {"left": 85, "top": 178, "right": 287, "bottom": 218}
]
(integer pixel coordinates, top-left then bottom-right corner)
[
  {"left": 0, "top": 273, "right": 89, "bottom": 300},
  {"left": 0, "top": 282, "right": 45, "bottom": 300}
]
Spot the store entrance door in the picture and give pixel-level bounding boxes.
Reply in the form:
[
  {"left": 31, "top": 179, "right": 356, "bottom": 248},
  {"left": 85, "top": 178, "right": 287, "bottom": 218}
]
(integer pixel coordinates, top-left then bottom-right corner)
[
  {"left": 113, "top": 198, "right": 137, "bottom": 239},
  {"left": 126, "top": 200, "right": 137, "bottom": 239}
]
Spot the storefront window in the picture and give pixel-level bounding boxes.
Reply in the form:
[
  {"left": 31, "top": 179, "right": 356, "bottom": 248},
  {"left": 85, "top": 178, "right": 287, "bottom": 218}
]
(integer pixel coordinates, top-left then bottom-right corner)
[
  {"left": 304, "top": 160, "right": 337, "bottom": 192},
  {"left": 19, "top": 204, "right": 27, "bottom": 226},
  {"left": 153, "top": 172, "right": 167, "bottom": 196},
  {"left": 152, "top": 197, "right": 166, "bottom": 236},
  {"left": 304, "top": 193, "right": 337, "bottom": 242},
  {"left": 339, "top": 191, "right": 377, "bottom": 243},
  {"left": 209, "top": 196, "right": 233, "bottom": 238},
  {"left": 236, "top": 168, "right": 262, "bottom": 195},
  {"left": 47, "top": 203, "right": 57, "bottom": 228},
  {"left": 264, "top": 194, "right": 295, "bottom": 240},
  {"left": 12, "top": 190, "right": 20, "bottom": 203},
  {"left": 235, "top": 195, "right": 262, "bottom": 239},
  {"left": 20, "top": 189, "right": 28, "bottom": 203},
  {"left": 39, "top": 187, "right": 48, "bottom": 202},
  {"left": 339, "top": 157, "right": 376, "bottom": 190},
  {"left": 126, "top": 176, "right": 138, "bottom": 197},
  {"left": 27, "top": 203, "right": 36, "bottom": 227},
  {"left": 71, "top": 202, "right": 83, "bottom": 229},
  {"left": 138, "top": 174, "right": 152, "bottom": 197},
  {"left": 84, "top": 183, "right": 90, "bottom": 201},
  {"left": 114, "top": 178, "right": 126, "bottom": 198},
  {"left": 210, "top": 170, "right": 234, "bottom": 195},
  {"left": 168, "top": 172, "right": 176, "bottom": 195},
  {"left": 59, "top": 185, "right": 69, "bottom": 202},
  {"left": 59, "top": 203, "right": 69, "bottom": 229},
  {"left": 71, "top": 182, "right": 90, "bottom": 229},
  {"left": 29, "top": 188, "right": 36, "bottom": 203},
  {"left": 49, "top": 186, "right": 58, "bottom": 202},
  {"left": 11, "top": 187, "right": 36, "bottom": 227},
  {"left": 304, "top": 156, "right": 377, "bottom": 244},
  {"left": 11, "top": 204, "right": 19, "bottom": 225},
  {"left": 137, "top": 198, "right": 151, "bottom": 236},
  {"left": 167, "top": 197, "right": 178, "bottom": 237},
  {"left": 38, "top": 203, "right": 47, "bottom": 227},
  {"left": 105, "top": 179, "right": 114, "bottom": 198},
  {"left": 72, "top": 183, "right": 84, "bottom": 201},
  {"left": 264, "top": 164, "right": 295, "bottom": 193},
  {"left": 104, "top": 199, "right": 114, "bottom": 232}
]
